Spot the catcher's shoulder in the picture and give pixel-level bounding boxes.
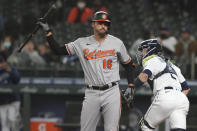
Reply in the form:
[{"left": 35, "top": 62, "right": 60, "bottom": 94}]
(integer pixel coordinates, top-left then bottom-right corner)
[{"left": 143, "top": 56, "right": 159, "bottom": 66}]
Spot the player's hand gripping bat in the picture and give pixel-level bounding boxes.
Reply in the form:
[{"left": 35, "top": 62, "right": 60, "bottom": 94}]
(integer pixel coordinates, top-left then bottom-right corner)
[{"left": 17, "top": 1, "right": 58, "bottom": 52}]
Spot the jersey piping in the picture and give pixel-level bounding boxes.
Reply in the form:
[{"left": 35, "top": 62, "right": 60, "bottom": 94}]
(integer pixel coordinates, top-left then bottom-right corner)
[{"left": 65, "top": 44, "right": 72, "bottom": 55}]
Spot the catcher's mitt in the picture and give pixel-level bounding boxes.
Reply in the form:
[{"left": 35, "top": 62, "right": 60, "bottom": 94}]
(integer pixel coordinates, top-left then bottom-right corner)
[{"left": 121, "top": 87, "right": 135, "bottom": 108}]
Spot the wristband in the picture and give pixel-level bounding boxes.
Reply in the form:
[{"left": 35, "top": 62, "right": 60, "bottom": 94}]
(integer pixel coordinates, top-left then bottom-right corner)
[
  {"left": 181, "top": 81, "right": 190, "bottom": 91},
  {"left": 134, "top": 77, "right": 144, "bottom": 88}
]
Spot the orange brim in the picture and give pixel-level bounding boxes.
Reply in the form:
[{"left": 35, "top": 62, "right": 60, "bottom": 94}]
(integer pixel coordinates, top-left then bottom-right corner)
[{"left": 93, "top": 19, "right": 110, "bottom": 22}]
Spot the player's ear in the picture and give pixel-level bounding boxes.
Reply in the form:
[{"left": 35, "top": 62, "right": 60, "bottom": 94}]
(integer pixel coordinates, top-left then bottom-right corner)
[{"left": 91, "top": 22, "right": 95, "bottom": 28}]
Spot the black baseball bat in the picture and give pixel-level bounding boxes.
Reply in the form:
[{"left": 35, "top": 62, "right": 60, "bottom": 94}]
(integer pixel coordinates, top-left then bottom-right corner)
[{"left": 17, "top": 2, "right": 57, "bottom": 52}]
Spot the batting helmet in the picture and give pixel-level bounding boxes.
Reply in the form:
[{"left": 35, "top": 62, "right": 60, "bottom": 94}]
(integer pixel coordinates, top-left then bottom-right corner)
[{"left": 92, "top": 11, "right": 111, "bottom": 23}]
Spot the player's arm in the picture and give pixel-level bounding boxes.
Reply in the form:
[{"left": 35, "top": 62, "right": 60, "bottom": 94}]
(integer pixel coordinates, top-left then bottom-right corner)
[
  {"left": 118, "top": 42, "right": 136, "bottom": 86},
  {"left": 121, "top": 59, "right": 136, "bottom": 86},
  {"left": 172, "top": 64, "right": 191, "bottom": 95},
  {"left": 45, "top": 32, "right": 69, "bottom": 55},
  {"left": 37, "top": 19, "right": 69, "bottom": 55},
  {"left": 179, "top": 72, "right": 190, "bottom": 96},
  {"left": 0, "top": 62, "right": 21, "bottom": 84},
  {"left": 8, "top": 65, "right": 21, "bottom": 84},
  {"left": 129, "top": 69, "right": 152, "bottom": 89},
  {"left": 182, "top": 88, "right": 190, "bottom": 95},
  {"left": 122, "top": 68, "right": 151, "bottom": 106},
  {"left": 181, "top": 81, "right": 190, "bottom": 95},
  {"left": 121, "top": 59, "right": 136, "bottom": 106}
]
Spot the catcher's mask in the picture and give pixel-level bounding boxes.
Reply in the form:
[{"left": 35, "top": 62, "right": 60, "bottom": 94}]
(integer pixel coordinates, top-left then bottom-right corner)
[
  {"left": 136, "top": 39, "right": 162, "bottom": 66},
  {"left": 91, "top": 11, "right": 111, "bottom": 27}
]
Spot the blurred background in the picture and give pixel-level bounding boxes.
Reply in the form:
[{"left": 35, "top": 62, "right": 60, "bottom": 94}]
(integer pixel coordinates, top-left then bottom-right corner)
[{"left": 0, "top": 0, "right": 197, "bottom": 131}]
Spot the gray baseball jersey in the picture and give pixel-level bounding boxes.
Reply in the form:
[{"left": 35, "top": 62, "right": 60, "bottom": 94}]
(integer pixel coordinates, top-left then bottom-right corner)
[
  {"left": 65, "top": 34, "right": 130, "bottom": 131},
  {"left": 65, "top": 34, "right": 131, "bottom": 86}
]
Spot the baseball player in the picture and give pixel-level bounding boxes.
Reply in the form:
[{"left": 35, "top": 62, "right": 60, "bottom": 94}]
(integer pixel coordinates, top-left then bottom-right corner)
[
  {"left": 0, "top": 56, "right": 22, "bottom": 131},
  {"left": 126, "top": 39, "right": 190, "bottom": 131},
  {"left": 38, "top": 11, "right": 135, "bottom": 131}
]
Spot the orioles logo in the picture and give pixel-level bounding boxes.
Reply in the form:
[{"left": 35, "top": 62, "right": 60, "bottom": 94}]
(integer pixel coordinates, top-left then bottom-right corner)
[
  {"left": 102, "top": 14, "right": 107, "bottom": 19},
  {"left": 83, "top": 48, "right": 115, "bottom": 60}
]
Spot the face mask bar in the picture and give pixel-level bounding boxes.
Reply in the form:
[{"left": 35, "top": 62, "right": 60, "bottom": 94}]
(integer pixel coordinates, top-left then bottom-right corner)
[
  {"left": 136, "top": 48, "right": 144, "bottom": 66},
  {"left": 136, "top": 46, "right": 157, "bottom": 66}
]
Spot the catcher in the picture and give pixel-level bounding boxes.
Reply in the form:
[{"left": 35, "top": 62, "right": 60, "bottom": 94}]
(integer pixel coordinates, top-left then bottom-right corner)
[{"left": 129, "top": 39, "right": 190, "bottom": 131}]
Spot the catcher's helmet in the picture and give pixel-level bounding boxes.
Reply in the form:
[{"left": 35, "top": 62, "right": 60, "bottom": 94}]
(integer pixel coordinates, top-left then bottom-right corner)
[
  {"left": 137, "top": 39, "right": 162, "bottom": 65},
  {"left": 92, "top": 11, "right": 111, "bottom": 23}
]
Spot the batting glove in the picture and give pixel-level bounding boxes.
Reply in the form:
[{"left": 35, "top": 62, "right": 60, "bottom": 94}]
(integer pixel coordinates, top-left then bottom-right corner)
[{"left": 37, "top": 18, "right": 51, "bottom": 33}]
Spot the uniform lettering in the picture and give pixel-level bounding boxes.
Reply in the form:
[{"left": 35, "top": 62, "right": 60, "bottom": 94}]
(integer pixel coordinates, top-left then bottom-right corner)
[{"left": 83, "top": 49, "right": 115, "bottom": 60}]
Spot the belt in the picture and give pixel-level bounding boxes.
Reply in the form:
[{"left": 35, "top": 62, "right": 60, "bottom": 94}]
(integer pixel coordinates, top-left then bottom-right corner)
[
  {"left": 164, "top": 86, "right": 181, "bottom": 91},
  {"left": 164, "top": 86, "right": 173, "bottom": 90},
  {"left": 87, "top": 82, "right": 117, "bottom": 90}
]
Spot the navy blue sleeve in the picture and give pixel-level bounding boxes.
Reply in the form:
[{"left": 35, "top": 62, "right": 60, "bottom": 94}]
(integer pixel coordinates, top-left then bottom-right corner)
[
  {"left": 121, "top": 60, "right": 136, "bottom": 84},
  {"left": 8, "top": 66, "right": 20, "bottom": 84},
  {"left": 133, "top": 77, "right": 144, "bottom": 88},
  {"left": 47, "top": 35, "right": 69, "bottom": 55},
  {"left": 181, "top": 81, "right": 190, "bottom": 91},
  {"left": 143, "top": 69, "right": 152, "bottom": 78}
]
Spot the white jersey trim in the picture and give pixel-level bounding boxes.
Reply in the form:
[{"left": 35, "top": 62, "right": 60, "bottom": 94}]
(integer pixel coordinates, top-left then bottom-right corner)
[{"left": 121, "top": 57, "right": 131, "bottom": 64}]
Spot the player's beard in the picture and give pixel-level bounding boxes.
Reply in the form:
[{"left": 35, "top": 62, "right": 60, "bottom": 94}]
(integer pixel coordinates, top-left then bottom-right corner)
[{"left": 97, "top": 28, "right": 108, "bottom": 38}]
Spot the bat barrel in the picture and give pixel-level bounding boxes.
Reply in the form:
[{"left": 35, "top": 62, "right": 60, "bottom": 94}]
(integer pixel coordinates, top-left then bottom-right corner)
[{"left": 17, "top": 2, "right": 57, "bottom": 52}]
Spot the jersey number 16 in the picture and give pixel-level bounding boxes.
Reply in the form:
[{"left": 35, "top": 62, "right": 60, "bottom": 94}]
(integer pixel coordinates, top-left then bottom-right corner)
[{"left": 103, "top": 59, "right": 112, "bottom": 69}]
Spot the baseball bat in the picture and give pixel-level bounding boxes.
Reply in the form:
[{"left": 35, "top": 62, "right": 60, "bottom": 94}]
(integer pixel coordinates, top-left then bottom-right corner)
[{"left": 17, "top": 2, "right": 57, "bottom": 52}]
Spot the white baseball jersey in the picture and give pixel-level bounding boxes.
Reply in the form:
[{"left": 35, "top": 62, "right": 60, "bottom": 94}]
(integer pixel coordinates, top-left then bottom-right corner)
[
  {"left": 143, "top": 55, "right": 182, "bottom": 94},
  {"left": 65, "top": 34, "right": 131, "bottom": 86},
  {"left": 141, "top": 55, "right": 189, "bottom": 130},
  {"left": 171, "top": 63, "right": 186, "bottom": 83}
]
